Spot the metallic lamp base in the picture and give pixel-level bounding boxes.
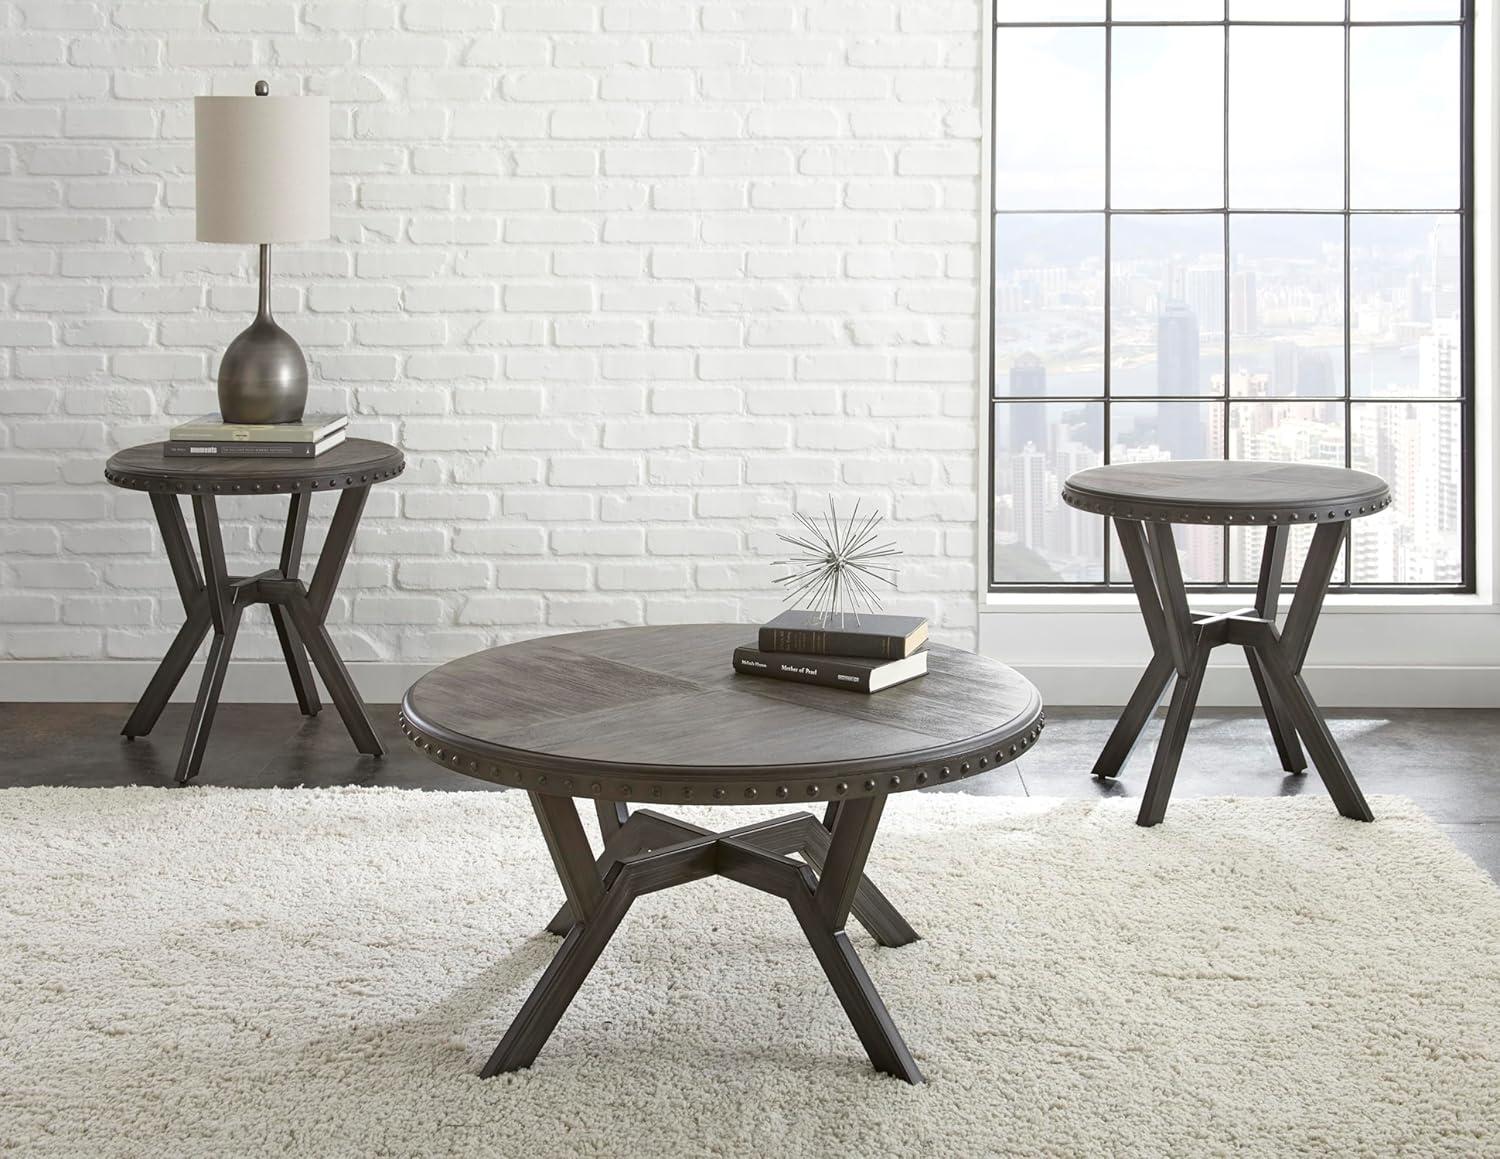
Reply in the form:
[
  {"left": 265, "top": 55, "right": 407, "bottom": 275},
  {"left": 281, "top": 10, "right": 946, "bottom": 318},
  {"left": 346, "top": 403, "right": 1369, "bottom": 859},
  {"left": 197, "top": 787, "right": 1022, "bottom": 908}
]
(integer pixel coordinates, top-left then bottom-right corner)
[
  {"left": 216, "top": 242, "right": 308, "bottom": 425},
  {"left": 218, "top": 314, "right": 308, "bottom": 424}
]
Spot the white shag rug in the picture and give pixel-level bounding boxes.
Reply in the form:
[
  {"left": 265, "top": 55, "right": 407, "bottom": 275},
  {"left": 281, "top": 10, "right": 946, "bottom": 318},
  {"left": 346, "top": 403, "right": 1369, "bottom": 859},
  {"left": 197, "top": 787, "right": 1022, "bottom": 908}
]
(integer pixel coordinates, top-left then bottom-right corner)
[{"left": 1, "top": 788, "right": 1497, "bottom": 1158}]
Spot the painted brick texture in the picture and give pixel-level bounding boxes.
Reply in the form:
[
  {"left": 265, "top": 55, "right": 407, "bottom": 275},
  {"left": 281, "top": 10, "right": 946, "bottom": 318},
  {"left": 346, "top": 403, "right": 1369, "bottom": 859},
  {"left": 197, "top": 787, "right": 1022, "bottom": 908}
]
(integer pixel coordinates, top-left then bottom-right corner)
[{"left": 0, "top": 0, "right": 983, "bottom": 666}]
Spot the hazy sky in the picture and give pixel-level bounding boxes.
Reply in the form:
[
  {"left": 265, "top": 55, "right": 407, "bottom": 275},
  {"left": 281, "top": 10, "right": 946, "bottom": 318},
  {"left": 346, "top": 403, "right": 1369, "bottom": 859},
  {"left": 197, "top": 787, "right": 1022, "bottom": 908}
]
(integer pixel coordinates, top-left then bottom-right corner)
[{"left": 994, "top": 19, "right": 1459, "bottom": 211}]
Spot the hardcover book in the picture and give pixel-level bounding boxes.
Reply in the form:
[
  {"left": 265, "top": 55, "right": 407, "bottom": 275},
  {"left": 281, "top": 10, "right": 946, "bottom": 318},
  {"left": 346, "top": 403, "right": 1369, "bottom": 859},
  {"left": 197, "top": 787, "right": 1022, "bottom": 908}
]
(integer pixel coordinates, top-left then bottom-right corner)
[
  {"left": 163, "top": 430, "right": 347, "bottom": 458},
  {"left": 732, "top": 643, "right": 927, "bottom": 694},
  {"left": 758, "top": 610, "right": 929, "bottom": 660},
  {"left": 169, "top": 413, "right": 348, "bottom": 443}
]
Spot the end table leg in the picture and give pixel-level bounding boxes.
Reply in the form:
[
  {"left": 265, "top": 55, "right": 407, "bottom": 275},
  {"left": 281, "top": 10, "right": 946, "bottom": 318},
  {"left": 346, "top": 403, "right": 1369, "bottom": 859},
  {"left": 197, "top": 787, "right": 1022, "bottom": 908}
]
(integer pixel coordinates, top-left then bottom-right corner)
[
  {"left": 289, "top": 484, "right": 381, "bottom": 755},
  {"left": 1092, "top": 652, "right": 1176, "bottom": 781},
  {"left": 1245, "top": 523, "right": 1306, "bottom": 774},
  {"left": 125, "top": 494, "right": 211, "bottom": 740},
  {"left": 174, "top": 606, "right": 242, "bottom": 784},
  {"left": 1250, "top": 636, "right": 1373, "bottom": 822},
  {"left": 287, "top": 600, "right": 383, "bottom": 757},
  {"left": 1245, "top": 647, "right": 1306, "bottom": 773},
  {"left": 1136, "top": 642, "right": 1210, "bottom": 827},
  {"left": 123, "top": 597, "right": 211, "bottom": 739},
  {"left": 270, "top": 605, "right": 321, "bottom": 717},
  {"left": 272, "top": 491, "right": 321, "bottom": 716},
  {"left": 174, "top": 495, "right": 238, "bottom": 785}
]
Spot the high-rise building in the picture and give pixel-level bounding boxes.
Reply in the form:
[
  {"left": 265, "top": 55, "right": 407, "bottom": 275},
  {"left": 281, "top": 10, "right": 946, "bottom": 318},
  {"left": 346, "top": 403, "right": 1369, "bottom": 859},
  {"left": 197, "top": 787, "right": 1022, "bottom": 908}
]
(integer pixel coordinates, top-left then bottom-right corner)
[
  {"left": 1010, "top": 449, "right": 1049, "bottom": 551},
  {"left": 1230, "top": 270, "right": 1257, "bottom": 336},
  {"left": 1296, "top": 349, "right": 1336, "bottom": 394},
  {"left": 1419, "top": 318, "right": 1459, "bottom": 398},
  {"left": 1009, "top": 353, "right": 1047, "bottom": 398},
  {"left": 1272, "top": 339, "right": 1297, "bottom": 395},
  {"left": 1157, "top": 304, "right": 1209, "bottom": 458},
  {"left": 1008, "top": 355, "right": 1049, "bottom": 455},
  {"left": 1184, "top": 267, "right": 1225, "bottom": 335}
]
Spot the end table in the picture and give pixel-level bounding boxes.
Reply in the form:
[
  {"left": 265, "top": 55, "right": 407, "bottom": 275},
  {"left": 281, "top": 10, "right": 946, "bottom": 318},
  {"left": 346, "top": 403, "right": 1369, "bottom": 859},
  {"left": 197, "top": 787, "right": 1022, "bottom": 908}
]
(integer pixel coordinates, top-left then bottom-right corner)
[
  {"left": 104, "top": 438, "right": 404, "bottom": 784},
  {"left": 1061, "top": 460, "right": 1391, "bottom": 828}
]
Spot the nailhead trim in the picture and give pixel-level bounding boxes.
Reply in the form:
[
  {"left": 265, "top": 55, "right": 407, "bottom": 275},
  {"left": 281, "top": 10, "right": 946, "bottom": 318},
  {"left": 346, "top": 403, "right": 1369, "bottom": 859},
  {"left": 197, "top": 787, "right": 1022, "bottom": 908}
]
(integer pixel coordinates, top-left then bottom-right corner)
[
  {"left": 396, "top": 711, "right": 1047, "bottom": 802},
  {"left": 103, "top": 447, "right": 405, "bottom": 496},
  {"left": 1060, "top": 488, "right": 1391, "bottom": 526}
]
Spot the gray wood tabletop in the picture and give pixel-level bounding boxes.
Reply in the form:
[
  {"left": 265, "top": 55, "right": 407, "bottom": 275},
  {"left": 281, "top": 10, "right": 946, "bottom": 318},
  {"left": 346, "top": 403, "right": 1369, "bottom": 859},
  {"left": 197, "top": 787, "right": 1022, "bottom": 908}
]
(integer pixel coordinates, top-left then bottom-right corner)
[
  {"left": 104, "top": 438, "right": 404, "bottom": 495},
  {"left": 399, "top": 624, "right": 1045, "bottom": 803},
  {"left": 1062, "top": 459, "right": 1391, "bottom": 525}
]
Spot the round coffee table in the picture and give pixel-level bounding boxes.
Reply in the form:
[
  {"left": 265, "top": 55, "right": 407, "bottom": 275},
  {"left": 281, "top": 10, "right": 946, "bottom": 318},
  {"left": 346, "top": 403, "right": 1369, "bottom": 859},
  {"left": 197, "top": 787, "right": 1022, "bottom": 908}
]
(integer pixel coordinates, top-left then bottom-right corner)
[
  {"left": 105, "top": 439, "right": 404, "bottom": 783},
  {"left": 1061, "top": 460, "right": 1391, "bottom": 828},
  {"left": 399, "top": 624, "right": 1045, "bottom": 1084}
]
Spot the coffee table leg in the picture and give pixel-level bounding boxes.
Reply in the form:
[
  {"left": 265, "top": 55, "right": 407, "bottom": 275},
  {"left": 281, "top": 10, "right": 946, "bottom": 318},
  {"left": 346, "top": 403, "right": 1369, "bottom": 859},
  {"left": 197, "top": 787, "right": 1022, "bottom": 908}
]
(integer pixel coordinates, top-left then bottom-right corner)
[
  {"left": 543, "top": 807, "right": 678, "bottom": 935},
  {"left": 720, "top": 795, "right": 923, "bottom": 1083},
  {"left": 792, "top": 814, "right": 919, "bottom": 948},
  {"left": 484, "top": 795, "right": 719, "bottom": 1076},
  {"left": 494, "top": 796, "right": 924, "bottom": 1081}
]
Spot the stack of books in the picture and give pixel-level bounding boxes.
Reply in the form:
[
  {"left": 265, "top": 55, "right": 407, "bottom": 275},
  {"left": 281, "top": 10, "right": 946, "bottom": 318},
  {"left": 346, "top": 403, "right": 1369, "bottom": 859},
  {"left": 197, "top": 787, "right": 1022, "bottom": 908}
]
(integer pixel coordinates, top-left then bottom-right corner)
[
  {"left": 732, "top": 610, "right": 929, "bottom": 694},
  {"left": 166, "top": 413, "right": 348, "bottom": 459}
]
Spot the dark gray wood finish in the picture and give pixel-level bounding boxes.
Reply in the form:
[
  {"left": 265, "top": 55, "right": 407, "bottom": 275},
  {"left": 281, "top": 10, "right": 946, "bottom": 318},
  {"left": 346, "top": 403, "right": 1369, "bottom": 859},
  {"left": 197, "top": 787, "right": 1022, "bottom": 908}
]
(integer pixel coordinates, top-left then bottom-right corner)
[
  {"left": 108, "top": 441, "right": 402, "bottom": 783},
  {"left": 104, "top": 438, "right": 404, "bottom": 496},
  {"left": 1062, "top": 459, "right": 1390, "bottom": 526},
  {"left": 1069, "top": 460, "right": 1385, "bottom": 828},
  {"left": 400, "top": 625, "right": 1044, "bottom": 802},
  {"left": 404, "top": 625, "right": 1043, "bottom": 1084}
]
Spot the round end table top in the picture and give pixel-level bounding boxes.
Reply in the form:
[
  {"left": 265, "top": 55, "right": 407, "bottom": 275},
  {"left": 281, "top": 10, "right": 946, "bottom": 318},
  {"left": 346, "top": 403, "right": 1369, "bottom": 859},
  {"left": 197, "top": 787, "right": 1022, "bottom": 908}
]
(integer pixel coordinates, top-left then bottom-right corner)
[
  {"left": 1061, "top": 460, "right": 1391, "bottom": 526},
  {"left": 104, "top": 438, "right": 405, "bottom": 495},
  {"left": 399, "top": 624, "right": 1045, "bottom": 804}
]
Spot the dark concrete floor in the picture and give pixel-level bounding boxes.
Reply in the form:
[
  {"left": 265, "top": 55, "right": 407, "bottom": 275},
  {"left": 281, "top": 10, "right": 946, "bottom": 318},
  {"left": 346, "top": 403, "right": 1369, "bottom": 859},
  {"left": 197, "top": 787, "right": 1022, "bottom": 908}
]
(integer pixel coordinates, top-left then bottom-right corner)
[{"left": 3, "top": 702, "right": 1497, "bottom": 880}]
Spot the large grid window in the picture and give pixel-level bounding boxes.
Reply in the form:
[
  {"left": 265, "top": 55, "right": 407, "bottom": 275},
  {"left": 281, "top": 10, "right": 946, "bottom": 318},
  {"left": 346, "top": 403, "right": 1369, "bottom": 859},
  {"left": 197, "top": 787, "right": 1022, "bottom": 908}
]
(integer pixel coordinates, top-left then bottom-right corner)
[{"left": 989, "top": 0, "right": 1473, "bottom": 592}]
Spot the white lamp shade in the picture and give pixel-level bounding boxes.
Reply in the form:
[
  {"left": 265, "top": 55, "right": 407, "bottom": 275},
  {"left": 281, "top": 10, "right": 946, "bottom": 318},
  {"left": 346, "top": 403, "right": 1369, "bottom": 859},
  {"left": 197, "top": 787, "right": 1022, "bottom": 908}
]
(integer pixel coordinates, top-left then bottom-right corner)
[{"left": 195, "top": 95, "right": 330, "bottom": 243}]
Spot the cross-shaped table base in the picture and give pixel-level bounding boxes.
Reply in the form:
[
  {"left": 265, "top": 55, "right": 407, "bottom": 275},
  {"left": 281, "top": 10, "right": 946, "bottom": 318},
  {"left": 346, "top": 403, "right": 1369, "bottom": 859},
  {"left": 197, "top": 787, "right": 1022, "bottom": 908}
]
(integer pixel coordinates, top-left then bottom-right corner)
[
  {"left": 122, "top": 487, "right": 383, "bottom": 783},
  {"left": 488, "top": 795, "right": 925, "bottom": 1084},
  {"left": 1094, "top": 518, "right": 1373, "bottom": 828}
]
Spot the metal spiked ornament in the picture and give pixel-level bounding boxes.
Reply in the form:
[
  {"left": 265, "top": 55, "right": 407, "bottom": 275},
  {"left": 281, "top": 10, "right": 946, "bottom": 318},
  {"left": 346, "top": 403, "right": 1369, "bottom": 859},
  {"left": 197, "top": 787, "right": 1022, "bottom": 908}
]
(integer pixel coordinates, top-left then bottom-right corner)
[{"left": 773, "top": 497, "right": 902, "bottom": 626}]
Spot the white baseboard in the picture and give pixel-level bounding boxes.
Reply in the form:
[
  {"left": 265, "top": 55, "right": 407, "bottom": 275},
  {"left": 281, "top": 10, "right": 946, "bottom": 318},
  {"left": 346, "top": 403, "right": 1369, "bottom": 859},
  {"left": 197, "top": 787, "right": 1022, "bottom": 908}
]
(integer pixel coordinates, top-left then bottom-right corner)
[
  {"left": 0, "top": 659, "right": 1495, "bottom": 708},
  {"left": 0, "top": 661, "right": 432, "bottom": 706},
  {"left": 1018, "top": 663, "right": 1500, "bottom": 709}
]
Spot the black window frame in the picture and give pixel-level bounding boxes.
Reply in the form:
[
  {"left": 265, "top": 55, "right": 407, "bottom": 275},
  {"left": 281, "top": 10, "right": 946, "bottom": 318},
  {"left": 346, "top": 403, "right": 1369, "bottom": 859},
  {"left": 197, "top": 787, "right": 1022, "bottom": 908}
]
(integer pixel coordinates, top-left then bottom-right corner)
[{"left": 987, "top": 0, "right": 1476, "bottom": 596}]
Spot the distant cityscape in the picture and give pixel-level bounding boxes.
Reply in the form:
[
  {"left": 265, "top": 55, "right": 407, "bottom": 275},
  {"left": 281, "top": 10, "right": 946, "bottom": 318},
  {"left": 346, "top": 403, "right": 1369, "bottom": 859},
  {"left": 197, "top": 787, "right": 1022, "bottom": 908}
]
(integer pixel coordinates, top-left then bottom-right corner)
[{"left": 994, "top": 215, "right": 1463, "bottom": 587}]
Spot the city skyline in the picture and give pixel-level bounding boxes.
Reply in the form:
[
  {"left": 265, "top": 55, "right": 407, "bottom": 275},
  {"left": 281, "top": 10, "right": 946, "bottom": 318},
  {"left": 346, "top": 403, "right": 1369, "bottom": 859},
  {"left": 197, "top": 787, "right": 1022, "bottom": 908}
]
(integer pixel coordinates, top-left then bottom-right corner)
[
  {"left": 991, "top": 10, "right": 1466, "bottom": 589},
  {"left": 993, "top": 214, "right": 1463, "bottom": 587}
]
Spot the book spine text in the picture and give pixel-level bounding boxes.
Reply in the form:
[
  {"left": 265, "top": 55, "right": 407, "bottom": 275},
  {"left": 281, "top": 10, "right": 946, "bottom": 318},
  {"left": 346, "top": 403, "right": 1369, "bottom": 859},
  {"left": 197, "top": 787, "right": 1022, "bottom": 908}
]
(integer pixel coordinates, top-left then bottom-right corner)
[
  {"left": 732, "top": 648, "right": 873, "bottom": 692},
  {"left": 757, "top": 627, "right": 896, "bottom": 659}
]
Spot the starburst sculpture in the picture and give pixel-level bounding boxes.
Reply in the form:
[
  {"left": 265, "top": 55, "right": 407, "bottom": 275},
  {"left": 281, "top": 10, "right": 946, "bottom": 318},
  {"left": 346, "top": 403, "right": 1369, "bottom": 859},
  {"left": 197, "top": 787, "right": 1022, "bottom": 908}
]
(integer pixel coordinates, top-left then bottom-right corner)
[{"left": 773, "top": 497, "right": 902, "bottom": 625}]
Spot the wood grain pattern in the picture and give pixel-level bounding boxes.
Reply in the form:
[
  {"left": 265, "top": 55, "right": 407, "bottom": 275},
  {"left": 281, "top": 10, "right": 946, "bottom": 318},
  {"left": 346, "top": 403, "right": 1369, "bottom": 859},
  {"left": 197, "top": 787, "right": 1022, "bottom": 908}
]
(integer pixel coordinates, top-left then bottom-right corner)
[
  {"left": 400, "top": 625, "right": 1044, "bottom": 802},
  {"left": 104, "top": 438, "right": 404, "bottom": 495},
  {"left": 1062, "top": 460, "right": 1390, "bottom": 526}
]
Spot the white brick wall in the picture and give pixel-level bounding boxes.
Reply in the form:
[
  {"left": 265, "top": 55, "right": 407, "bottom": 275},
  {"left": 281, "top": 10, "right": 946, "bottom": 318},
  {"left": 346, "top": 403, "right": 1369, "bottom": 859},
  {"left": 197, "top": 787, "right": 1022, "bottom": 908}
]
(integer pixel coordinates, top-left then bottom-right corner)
[{"left": 0, "top": 0, "right": 983, "bottom": 673}]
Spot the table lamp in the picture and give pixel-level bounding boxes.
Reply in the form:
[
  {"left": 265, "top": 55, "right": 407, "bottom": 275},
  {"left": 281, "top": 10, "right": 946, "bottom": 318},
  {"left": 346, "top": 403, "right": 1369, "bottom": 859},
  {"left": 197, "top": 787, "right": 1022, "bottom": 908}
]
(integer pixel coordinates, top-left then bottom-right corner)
[{"left": 195, "top": 82, "right": 329, "bottom": 424}]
